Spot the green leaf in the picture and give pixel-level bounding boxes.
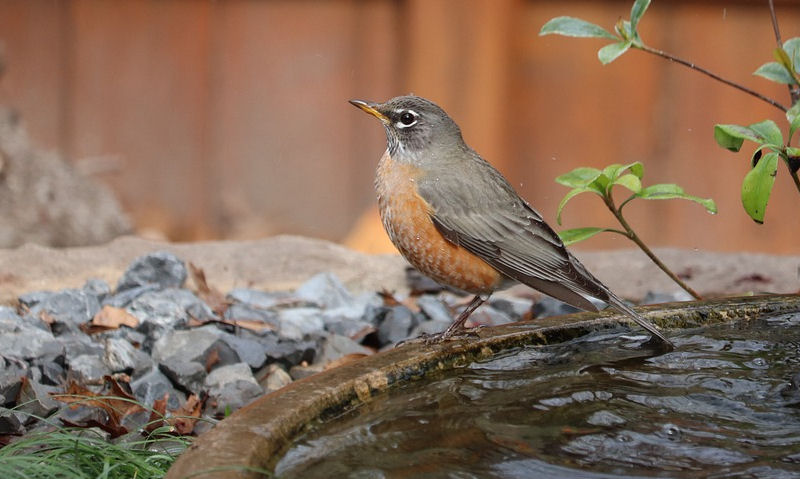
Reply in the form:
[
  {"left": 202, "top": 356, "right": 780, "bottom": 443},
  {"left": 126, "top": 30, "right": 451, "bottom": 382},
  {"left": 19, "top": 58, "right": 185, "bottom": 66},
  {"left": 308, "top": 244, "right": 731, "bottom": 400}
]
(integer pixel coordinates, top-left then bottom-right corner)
[
  {"left": 613, "top": 173, "right": 642, "bottom": 194},
  {"left": 714, "top": 124, "right": 750, "bottom": 151},
  {"left": 601, "top": 163, "right": 624, "bottom": 182},
  {"left": 539, "top": 17, "right": 618, "bottom": 40},
  {"left": 741, "top": 151, "right": 779, "bottom": 223},
  {"left": 753, "top": 61, "right": 796, "bottom": 84},
  {"left": 788, "top": 103, "right": 800, "bottom": 140},
  {"left": 784, "top": 37, "right": 800, "bottom": 69},
  {"left": 627, "top": 161, "right": 644, "bottom": 179},
  {"left": 598, "top": 41, "right": 631, "bottom": 64},
  {"left": 630, "top": 0, "right": 651, "bottom": 31},
  {"left": 556, "top": 187, "right": 596, "bottom": 225},
  {"left": 558, "top": 227, "right": 611, "bottom": 246},
  {"left": 638, "top": 183, "right": 717, "bottom": 214},
  {"left": 555, "top": 167, "right": 602, "bottom": 188},
  {"left": 748, "top": 119, "right": 783, "bottom": 146}
]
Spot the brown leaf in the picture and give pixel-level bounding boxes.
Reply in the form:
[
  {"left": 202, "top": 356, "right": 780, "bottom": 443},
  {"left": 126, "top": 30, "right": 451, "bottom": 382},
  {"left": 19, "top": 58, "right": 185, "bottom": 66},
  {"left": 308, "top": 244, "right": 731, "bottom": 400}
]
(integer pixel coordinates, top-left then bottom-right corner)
[
  {"left": 189, "top": 263, "right": 230, "bottom": 316},
  {"left": 84, "top": 305, "right": 139, "bottom": 334},
  {"left": 168, "top": 394, "right": 204, "bottom": 435},
  {"left": 144, "top": 394, "right": 169, "bottom": 434},
  {"left": 205, "top": 348, "right": 220, "bottom": 372},
  {"left": 51, "top": 376, "right": 145, "bottom": 438}
]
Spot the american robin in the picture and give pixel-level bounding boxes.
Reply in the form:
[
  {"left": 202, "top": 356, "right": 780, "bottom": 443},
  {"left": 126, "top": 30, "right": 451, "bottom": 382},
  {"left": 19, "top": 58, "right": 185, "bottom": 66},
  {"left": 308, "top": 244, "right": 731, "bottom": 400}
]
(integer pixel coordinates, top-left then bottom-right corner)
[{"left": 350, "top": 95, "right": 672, "bottom": 349}]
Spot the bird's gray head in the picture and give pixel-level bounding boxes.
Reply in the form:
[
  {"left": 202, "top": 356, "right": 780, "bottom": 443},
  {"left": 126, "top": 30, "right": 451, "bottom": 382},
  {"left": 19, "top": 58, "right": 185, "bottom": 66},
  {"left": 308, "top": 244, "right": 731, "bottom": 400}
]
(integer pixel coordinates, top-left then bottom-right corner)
[{"left": 349, "top": 95, "right": 464, "bottom": 162}]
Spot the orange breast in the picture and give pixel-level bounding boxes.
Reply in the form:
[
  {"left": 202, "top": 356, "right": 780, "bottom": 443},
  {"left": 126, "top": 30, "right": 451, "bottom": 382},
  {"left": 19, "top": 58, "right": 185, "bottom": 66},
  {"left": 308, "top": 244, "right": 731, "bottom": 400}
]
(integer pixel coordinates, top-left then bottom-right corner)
[{"left": 375, "top": 150, "right": 503, "bottom": 295}]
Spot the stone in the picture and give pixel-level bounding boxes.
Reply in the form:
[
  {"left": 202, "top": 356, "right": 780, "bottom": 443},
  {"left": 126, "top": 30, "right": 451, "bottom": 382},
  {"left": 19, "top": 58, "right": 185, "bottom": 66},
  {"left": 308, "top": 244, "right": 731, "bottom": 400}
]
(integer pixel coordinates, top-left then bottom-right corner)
[
  {"left": 489, "top": 297, "right": 532, "bottom": 320},
  {"left": 316, "top": 334, "right": 373, "bottom": 365},
  {"left": 0, "top": 327, "right": 62, "bottom": 360},
  {"left": 641, "top": 290, "right": 694, "bottom": 305},
  {"left": 117, "top": 251, "right": 187, "bottom": 292},
  {"left": 152, "top": 327, "right": 240, "bottom": 369},
  {"left": 68, "top": 354, "right": 111, "bottom": 384},
  {"left": 377, "top": 305, "right": 417, "bottom": 345},
  {"left": 227, "top": 288, "right": 290, "bottom": 309},
  {"left": 223, "top": 303, "right": 280, "bottom": 331},
  {"left": 0, "top": 360, "right": 27, "bottom": 405},
  {"left": 532, "top": 297, "right": 582, "bottom": 318},
  {"left": 294, "top": 272, "right": 354, "bottom": 309},
  {"left": 217, "top": 332, "right": 268, "bottom": 370},
  {"left": 22, "top": 288, "right": 101, "bottom": 331},
  {"left": 103, "top": 284, "right": 160, "bottom": 308},
  {"left": 288, "top": 362, "right": 325, "bottom": 380},
  {"left": 261, "top": 364, "right": 292, "bottom": 393},
  {"left": 277, "top": 307, "right": 324, "bottom": 341},
  {"left": 416, "top": 295, "right": 454, "bottom": 323},
  {"left": 0, "top": 408, "right": 23, "bottom": 435},
  {"left": 159, "top": 361, "right": 206, "bottom": 394},
  {"left": 204, "top": 363, "right": 263, "bottom": 416},
  {"left": 82, "top": 278, "right": 111, "bottom": 301},
  {"left": 102, "top": 337, "right": 152, "bottom": 375},
  {"left": 131, "top": 367, "right": 185, "bottom": 411},
  {"left": 257, "top": 335, "right": 317, "bottom": 368},
  {"left": 15, "top": 378, "right": 60, "bottom": 422},
  {"left": 410, "top": 319, "right": 450, "bottom": 338},
  {"left": 127, "top": 289, "right": 207, "bottom": 341}
]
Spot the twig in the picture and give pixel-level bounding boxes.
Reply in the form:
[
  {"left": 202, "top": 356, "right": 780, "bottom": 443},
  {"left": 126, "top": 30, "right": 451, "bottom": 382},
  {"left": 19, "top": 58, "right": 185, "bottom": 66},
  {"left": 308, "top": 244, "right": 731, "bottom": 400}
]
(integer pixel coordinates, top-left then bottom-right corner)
[
  {"left": 602, "top": 194, "right": 703, "bottom": 300},
  {"left": 768, "top": 0, "right": 800, "bottom": 105},
  {"left": 636, "top": 44, "right": 788, "bottom": 113}
]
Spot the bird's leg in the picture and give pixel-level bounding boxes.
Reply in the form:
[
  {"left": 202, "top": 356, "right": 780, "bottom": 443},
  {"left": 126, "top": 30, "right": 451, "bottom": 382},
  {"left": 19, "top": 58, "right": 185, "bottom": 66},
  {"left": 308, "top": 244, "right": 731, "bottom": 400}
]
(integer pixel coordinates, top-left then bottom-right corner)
[{"left": 440, "top": 294, "right": 488, "bottom": 340}]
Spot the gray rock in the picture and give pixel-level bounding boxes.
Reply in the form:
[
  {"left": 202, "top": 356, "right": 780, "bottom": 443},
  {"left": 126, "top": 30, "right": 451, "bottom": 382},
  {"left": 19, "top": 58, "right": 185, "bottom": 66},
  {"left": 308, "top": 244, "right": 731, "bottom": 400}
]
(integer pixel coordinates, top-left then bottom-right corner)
[
  {"left": 316, "top": 334, "right": 373, "bottom": 365},
  {"left": 532, "top": 297, "right": 582, "bottom": 318},
  {"left": 295, "top": 272, "right": 353, "bottom": 309},
  {"left": 261, "top": 364, "right": 292, "bottom": 393},
  {"left": 324, "top": 318, "right": 375, "bottom": 341},
  {"left": 587, "top": 410, "right": 627, "bottom": 426},
  {"left": 410, "top": 319, "right": 450, "bottom": 337},
  {"left": 277, "top": 307, "right": 324, "bottom": 341},
  {"left": 289, "top": 362, "right": 324, "bottom": 380},
  {"left": 416, "top": 295, "right": 453, "bottom": 323},
  {"left": 68, "top": 354, "right": 111, "bottom": 384},
  {"left": 223, "top": 303, "right": 280, "bottom": 331},
  {"left": 377, "top": 305, "right": 417, "bottom": 345},
  {"left": 152, "top": 326, "right": 239, "bottom": 369},
  {"left": 103, "top": 337, "right": 152, "bottom": 374},
  {"left": 490, "top": 297, "right": 532, "bottom": 320},
  {"left": 159, "top": 361, "right": 206, "bottom": 394},
  {"left": 82, "top": 278, "right": 111, "bottom": 301},
  {"left": 204, "top": 363, "right": 263, "bottom": 416},
  {"left": 59, "top": 333, "right": 105, "bottom": 360},
  {"left": 103, "top": 284, "right": 159, "bottom": 308},
  {"left": 641, "top": 290, "right": 694, "bottom": 305},
  {"left": 34, "top": 356, "right": 65, "bottom": 386},
  {"left": 131, "top": 367, "right": 185, "bottom": 410},
  {"left": 227, "top": 288, "right": 289, "bottom": 309},
  {"left": 15, "top": 378, "right": 60, "bottom": 422},
  {"left": 257, "top": 335, "right": 317, "bottom": 368},
  {"left": 470, "top": 305, "right": 514, "bottom": 327},
  {"left": 0, "top": 327, "right": 62, "bottom": 360},
  {"left": 127, "top": 288, "right": 206, "bottom": 340},
  {"left": 0, "top": 361, "right": 27, "bottom": 405},
  {"left": 117, "top": 251, "right": 187, "bottom": 292},
  {"left": 0, "top": 408, "right": 23, "bottom": 434},
  {"left": 23, "top": 288, "right": 101, "bottom": 330},
  {"left": 217, "top": 333, "right": 268, "bottom": 370}
]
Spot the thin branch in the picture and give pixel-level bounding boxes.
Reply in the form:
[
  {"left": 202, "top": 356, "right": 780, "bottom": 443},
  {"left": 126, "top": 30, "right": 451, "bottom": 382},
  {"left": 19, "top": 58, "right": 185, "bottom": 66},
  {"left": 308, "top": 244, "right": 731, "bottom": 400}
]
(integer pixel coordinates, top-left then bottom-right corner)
[
  {"left": 636, "top": 44, "right": 788, "bottom": 113},
  {"left": 768, "top": 0, "right": 799, "bottom": 105},
  {"left": 602, "top": 195, "right": 703, "bottom": 300}
]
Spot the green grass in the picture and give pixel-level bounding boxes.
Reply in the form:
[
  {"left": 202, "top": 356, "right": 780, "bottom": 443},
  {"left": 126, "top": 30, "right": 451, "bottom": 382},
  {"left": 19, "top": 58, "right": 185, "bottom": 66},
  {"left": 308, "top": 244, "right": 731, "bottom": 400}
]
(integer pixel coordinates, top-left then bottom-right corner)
[{"left": 0, "top": 426, "right": 190, "bottom": 479}]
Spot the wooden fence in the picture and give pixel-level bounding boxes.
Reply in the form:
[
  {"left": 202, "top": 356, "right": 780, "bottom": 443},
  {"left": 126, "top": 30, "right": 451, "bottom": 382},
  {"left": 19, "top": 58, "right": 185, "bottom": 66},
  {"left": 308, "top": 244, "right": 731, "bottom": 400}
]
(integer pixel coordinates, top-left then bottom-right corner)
[{"left": 1, "top": 0, "right": 799, "bottom": 254}]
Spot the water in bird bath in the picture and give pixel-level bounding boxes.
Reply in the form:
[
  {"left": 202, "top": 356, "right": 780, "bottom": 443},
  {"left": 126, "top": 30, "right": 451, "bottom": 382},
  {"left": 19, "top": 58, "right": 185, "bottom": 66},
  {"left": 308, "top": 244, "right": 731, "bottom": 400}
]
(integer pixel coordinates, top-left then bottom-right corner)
[{"left": 275, "top": 312, "right": 800, "bottom": 478}]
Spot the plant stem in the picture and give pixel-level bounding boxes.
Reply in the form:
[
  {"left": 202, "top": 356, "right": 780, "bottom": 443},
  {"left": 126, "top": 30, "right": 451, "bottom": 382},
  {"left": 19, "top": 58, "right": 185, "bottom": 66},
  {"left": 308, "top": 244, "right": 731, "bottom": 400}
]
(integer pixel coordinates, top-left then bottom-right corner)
[
  {"left": 602, "top": 194, "right": 703, "bottom": 300},
  {"left": 768, "top": 0, "right": 800, "bottom": 105},
  {"left": 636, "top": 44, "right": 788, "bottom": 113}
]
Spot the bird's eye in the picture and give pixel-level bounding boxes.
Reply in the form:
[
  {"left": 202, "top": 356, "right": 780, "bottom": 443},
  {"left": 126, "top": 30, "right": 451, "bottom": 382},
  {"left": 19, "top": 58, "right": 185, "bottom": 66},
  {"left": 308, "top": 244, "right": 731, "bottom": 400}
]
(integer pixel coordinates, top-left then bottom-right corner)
[{"left": 398, "top": 111, "right": 417, "bottom": 127}]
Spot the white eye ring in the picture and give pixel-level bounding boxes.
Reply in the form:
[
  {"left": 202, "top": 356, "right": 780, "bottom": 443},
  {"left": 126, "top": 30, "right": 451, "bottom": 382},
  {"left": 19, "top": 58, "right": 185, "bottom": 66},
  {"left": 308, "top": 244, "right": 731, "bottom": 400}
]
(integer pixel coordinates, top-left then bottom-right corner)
[{"left": 395, "top": 110, "right": 418, "bottom": 129}]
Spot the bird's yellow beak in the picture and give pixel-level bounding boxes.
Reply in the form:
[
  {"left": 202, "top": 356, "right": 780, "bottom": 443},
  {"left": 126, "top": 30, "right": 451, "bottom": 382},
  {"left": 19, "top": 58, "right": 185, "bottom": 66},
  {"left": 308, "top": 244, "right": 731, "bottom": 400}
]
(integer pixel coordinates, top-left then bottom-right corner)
[{"left": 349, "top": 99, "right": 390, "bottom": 124}]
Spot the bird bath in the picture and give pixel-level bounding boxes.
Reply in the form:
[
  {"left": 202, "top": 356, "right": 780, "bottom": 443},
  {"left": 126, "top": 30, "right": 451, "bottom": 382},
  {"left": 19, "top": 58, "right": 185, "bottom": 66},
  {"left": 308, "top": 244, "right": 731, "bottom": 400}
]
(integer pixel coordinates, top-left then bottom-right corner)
[{"left": 166, "top": 295, "right": 800, "bottom": 478}]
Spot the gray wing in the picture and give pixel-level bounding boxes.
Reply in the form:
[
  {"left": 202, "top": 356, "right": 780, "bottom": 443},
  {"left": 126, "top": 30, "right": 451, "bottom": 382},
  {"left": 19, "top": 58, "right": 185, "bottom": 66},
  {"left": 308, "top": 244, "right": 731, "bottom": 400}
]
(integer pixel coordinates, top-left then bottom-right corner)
[{"left": 416, "top": 156, "right": 612, "bottom": 312}]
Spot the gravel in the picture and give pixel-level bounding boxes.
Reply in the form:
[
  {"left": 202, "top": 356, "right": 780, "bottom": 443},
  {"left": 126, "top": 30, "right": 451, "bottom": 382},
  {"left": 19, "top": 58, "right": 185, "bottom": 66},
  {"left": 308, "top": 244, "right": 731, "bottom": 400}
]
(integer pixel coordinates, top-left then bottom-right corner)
[{"left": 0, "top": 250, "right": 683, "bottom": 439}]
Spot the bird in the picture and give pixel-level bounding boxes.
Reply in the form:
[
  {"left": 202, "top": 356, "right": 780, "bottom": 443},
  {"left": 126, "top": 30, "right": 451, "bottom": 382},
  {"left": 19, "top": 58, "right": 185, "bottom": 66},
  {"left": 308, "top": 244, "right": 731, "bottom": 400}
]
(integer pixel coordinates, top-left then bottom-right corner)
[{"left": 349, "top": 95, "right": 673, "bottom": 349}]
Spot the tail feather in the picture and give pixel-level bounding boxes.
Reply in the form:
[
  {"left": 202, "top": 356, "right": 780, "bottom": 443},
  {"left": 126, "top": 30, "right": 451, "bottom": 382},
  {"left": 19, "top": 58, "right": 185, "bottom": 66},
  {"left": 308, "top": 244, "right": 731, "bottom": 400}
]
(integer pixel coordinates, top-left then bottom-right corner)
[{"left": 606, "top": 294, "right": 673, "bottom": 349}]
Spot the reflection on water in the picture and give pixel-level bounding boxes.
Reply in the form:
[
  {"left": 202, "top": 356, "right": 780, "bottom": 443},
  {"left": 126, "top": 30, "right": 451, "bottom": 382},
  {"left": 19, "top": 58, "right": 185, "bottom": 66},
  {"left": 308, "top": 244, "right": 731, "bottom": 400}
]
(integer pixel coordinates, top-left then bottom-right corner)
[{"left": 276, "top": 314, "right": 800, "bottom": 478}]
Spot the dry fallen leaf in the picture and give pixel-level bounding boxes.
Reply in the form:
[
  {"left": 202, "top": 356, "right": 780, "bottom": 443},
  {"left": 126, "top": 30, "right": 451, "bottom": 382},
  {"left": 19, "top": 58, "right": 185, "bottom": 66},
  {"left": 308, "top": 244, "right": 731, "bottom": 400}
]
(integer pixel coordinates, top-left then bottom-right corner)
[
  {"left": 189, "top": 263, "right": 230, "bottom": 316},
  {"left": 91, "top": 305, "right": 139, "bottom": 330}
]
